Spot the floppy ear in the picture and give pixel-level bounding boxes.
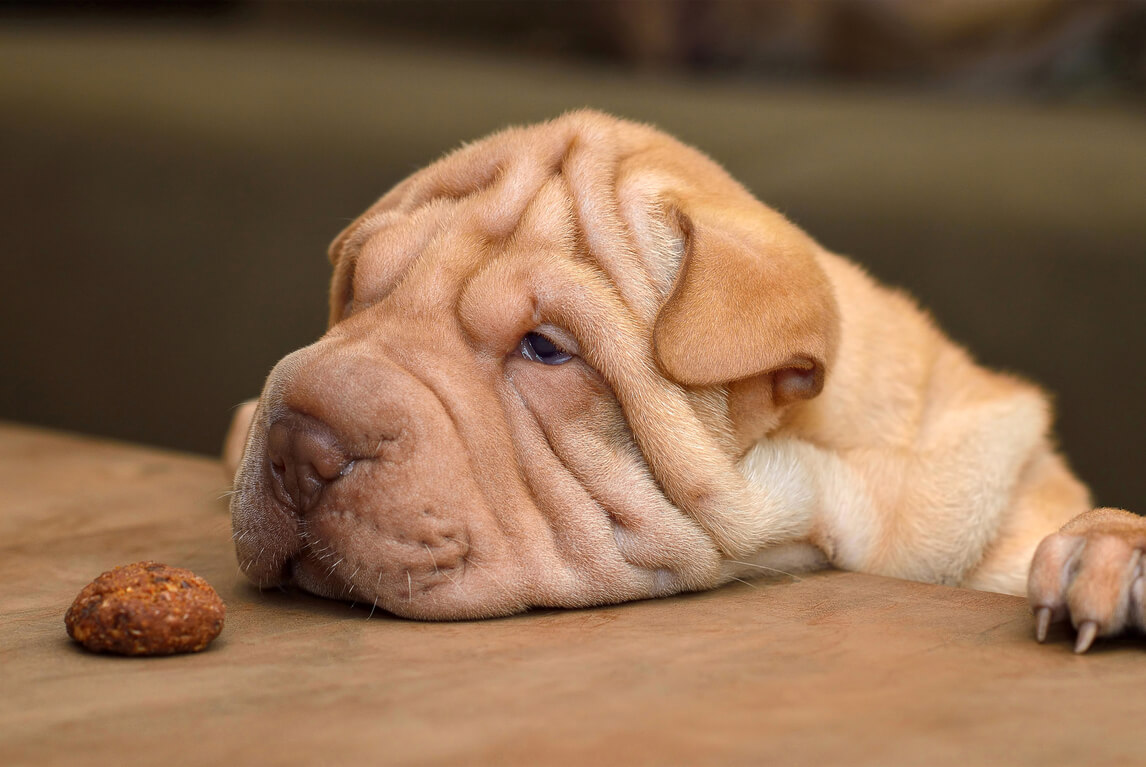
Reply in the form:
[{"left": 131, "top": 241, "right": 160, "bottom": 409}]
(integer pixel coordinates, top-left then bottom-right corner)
[
  {"left": 324, "top": 178, "right": 416, "bottom": 328},
  {"left": 652, "top": 205, "right": 840, "bottom": 404}
]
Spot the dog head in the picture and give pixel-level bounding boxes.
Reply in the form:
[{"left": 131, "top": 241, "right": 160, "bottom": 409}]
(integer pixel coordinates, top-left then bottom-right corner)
[{"left": 231, "top": 110, "right": 839, "bottom": 618}]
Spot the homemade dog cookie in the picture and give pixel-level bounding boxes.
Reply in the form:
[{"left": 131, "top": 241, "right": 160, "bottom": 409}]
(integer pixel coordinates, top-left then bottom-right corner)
[{"left": 65, "top": 561, "right": 225, "bottom": 655}]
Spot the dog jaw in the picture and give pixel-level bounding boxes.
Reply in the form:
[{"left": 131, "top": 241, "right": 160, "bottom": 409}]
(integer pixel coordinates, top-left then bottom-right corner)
[{"left": 232, "top": 302, "right": 726, "bottom": 619}]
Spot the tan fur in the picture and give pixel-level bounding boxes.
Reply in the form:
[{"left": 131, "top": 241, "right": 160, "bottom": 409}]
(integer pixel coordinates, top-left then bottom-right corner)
[{"left": 227, "top": 111, "right": 1145, "bottom": 645}]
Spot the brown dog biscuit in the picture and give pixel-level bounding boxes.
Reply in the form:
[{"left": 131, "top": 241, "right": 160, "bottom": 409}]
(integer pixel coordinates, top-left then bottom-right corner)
[{"left": 65, "top": 561, "right": 225, "bottom": 655}]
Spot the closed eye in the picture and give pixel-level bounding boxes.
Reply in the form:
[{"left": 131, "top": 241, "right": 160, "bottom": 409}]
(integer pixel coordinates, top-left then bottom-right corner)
[{"left": 519, "top": 332, "right": 574, "bottom": 365}]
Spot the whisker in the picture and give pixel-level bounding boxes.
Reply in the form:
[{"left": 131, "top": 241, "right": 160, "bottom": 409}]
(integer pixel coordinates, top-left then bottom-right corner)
[
  {"left": 441, "top": 534, "right": 471, "bottom": 555},
  {"left": 423, "top": 543, "right": 458, "bottom": 585},
  {"left": 367, "top": 569, "right": 384, "bottom": 620},
  {"left": 462, "top": 557, "right": 515, "bottom": 603},
  {"left": 728, "top": 576, "right": 760, "bottom": 590},
  {"left": 406, "top": 570, "right": 413, "bottom": 603},
  {"left": 343, "top": 566, "right": 361, "bottom": 599},
  {"left": 424, "top": 544, "right": 440, "bottom": 576},
  {"left": 725, "top": 559, "right": 803, "bottom": 582}
]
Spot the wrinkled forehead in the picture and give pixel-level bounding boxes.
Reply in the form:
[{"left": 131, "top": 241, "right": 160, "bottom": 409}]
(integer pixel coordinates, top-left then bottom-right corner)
[{"left": 331, "top": 114, "right": 691, "bottom": 319}]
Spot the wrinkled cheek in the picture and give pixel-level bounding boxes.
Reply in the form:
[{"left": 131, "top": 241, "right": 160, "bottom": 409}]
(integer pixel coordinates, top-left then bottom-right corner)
[
  {"left": 291, "top": 459, "right": 534, "bottom": 618},
  {"left": 508, "top": 361, "right": 723, "bottom": 596}
]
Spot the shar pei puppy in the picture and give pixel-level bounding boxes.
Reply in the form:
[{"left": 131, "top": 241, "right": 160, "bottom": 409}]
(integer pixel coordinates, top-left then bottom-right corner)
[{"left": 227, "top": 110, "right": 1144, "bottom": 652}]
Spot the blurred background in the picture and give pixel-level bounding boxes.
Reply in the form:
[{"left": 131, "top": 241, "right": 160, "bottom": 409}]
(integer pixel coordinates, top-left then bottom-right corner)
[{"left": 1, "top": 0, "right": 1144, "bottom": 508}]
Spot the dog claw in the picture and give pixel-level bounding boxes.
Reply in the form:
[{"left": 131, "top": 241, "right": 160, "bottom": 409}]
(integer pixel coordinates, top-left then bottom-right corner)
[
  {"left": 1073, "top": 621, "right": 1098, "bottom": 654},
  {"left": 1034, "top": 607, "right": 1052, "bottom": 643}
]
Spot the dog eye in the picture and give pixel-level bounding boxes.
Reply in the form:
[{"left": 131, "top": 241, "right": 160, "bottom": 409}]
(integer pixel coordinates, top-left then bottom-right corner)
[{"left": 520, "top": 332, "right": 573, "bottom": 365}]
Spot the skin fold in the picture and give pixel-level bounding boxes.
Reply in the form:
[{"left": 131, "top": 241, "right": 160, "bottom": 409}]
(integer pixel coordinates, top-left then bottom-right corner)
[{"left": 227, "top": 110, "right": 1145, "bottom": 651}]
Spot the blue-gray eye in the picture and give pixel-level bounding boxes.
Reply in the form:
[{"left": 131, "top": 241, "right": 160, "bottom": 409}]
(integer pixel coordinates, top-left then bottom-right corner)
[{"left": 520, "top": 332, "right": 573, "bottom": 365}]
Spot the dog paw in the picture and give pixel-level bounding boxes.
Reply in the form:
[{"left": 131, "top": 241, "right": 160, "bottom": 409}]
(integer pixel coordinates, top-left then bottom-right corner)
[{"left": 1028, "top": 508, "right": 1146, "bottom": 653}]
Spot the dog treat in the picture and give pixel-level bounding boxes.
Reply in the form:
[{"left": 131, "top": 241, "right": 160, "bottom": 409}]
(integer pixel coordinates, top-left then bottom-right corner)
[{"left": 65, "top": 561, "right": 225, "bottom": 655}]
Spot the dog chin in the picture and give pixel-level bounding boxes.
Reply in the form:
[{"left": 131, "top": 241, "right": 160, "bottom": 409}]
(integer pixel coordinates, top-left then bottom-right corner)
[
  {"left": 287, "top": 556, "right": 348, "bottom": 602},
  {"left": 291, "top": 549, "right": 532, "bottom": 621},
  {"left": 237, "top": 514, "right": 489, "bottom": 621}
]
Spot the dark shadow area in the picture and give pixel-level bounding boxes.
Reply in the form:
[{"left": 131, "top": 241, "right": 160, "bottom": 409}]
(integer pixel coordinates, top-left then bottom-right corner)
[{"left": 1, "top": 1, "right": 1144, "bottom": 507}]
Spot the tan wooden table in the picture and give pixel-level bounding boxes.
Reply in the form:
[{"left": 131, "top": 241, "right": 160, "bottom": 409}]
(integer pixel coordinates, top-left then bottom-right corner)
[{"left": 2, "top": 422, "right": 1142, "bottom": 766}]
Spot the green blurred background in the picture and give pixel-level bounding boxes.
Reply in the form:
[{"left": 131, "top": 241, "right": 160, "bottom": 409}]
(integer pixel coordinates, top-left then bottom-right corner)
[{"left": 1, "top": 0, "right": 1144, "bottom": 508}]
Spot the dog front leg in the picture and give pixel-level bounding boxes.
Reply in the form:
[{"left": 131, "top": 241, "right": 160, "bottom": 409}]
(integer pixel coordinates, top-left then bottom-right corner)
[
  {"left": 961, "top": 446, "right": 1146, "bottom": 652},
  {"left": 743, "top": 390, "right": 1073, "bottom": 590},
  {"left": 743, "top": 440, "right": 1035, "bottom": 589},
  {"left": 1026, "top": 507, "right": 1146, "bottom": 653}
]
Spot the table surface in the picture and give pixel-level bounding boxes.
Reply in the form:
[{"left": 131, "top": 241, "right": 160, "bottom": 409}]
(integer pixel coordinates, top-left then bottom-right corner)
[{"left": 2, "top": 422, "right": 1143, "bottom": 766}]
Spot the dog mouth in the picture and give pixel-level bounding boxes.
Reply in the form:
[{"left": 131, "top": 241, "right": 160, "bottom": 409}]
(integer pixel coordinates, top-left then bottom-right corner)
[
  {"left": 233, "top": 451, "right": 532, "bottom": 619},
  {"left": 285, "top": 526, "right": 473, "bottom": 616},
  {"left": 229, "top": 335, "right": 725, "bottom": 619},
  {"left": 294, "top": 502, "right": 475, "bottom": 604}
]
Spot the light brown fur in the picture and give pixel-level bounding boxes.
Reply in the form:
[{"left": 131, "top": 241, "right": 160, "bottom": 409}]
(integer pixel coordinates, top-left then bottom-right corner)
[{"left": 228, "top": 111, "right": 1144, "bottom": 649}]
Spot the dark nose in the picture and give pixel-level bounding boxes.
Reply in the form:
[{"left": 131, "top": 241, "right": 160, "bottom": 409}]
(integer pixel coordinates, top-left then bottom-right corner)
[{"left": 266, "top": 412, "right": 350, "bottom": 513}]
